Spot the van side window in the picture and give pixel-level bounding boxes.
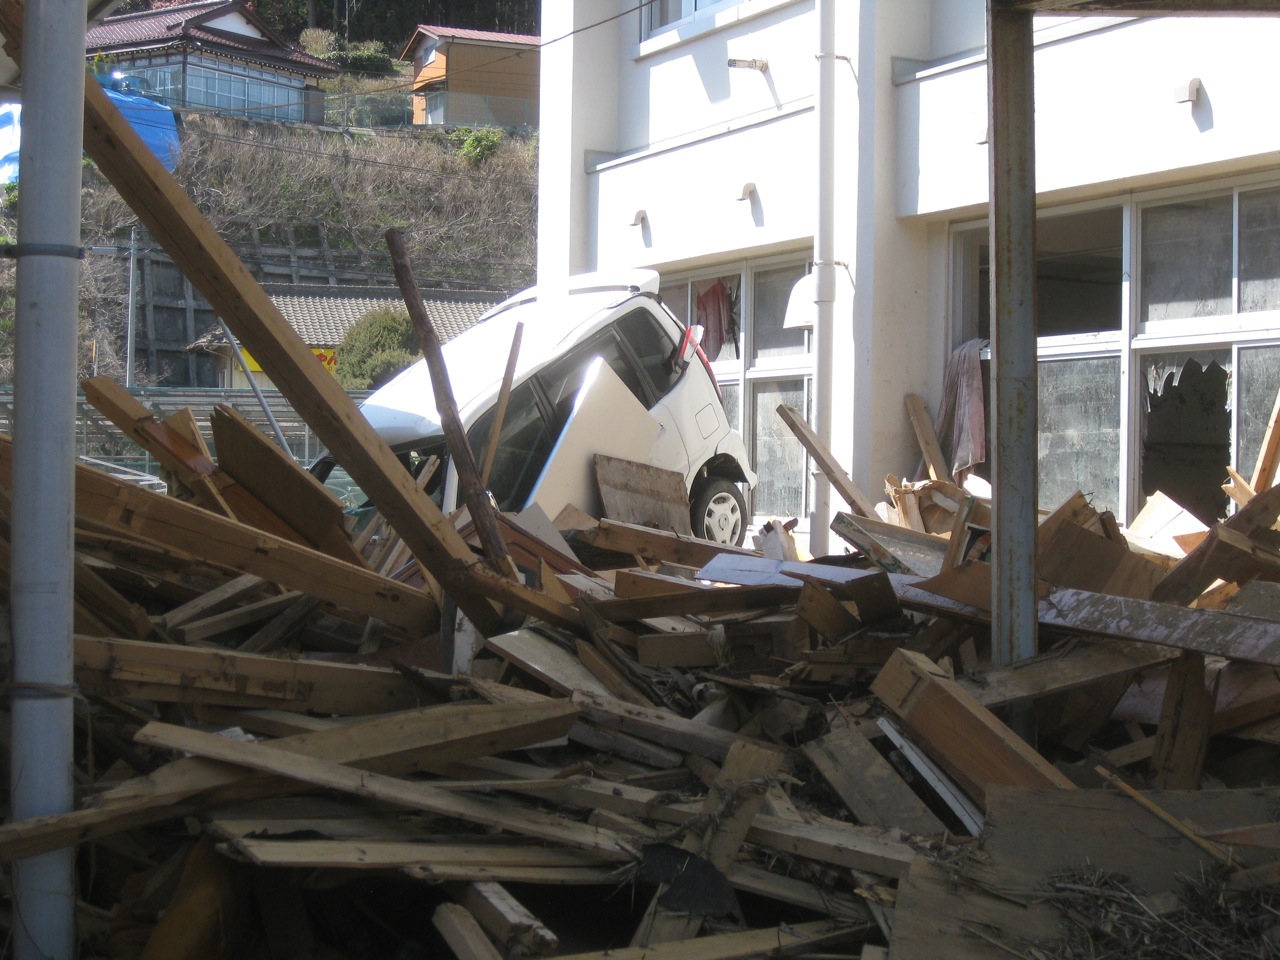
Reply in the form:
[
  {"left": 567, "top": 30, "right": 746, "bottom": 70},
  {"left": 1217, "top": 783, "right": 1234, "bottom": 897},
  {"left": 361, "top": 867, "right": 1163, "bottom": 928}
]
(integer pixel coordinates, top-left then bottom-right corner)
[
  {"left": 537, "top": 332, "right": 648, "bottom": 424},
  {"left": 615, "top": 309, "right": 682, "bottom": 400},
  {"left": 466, "top": 380, "right": 555, "bottom": 512}
]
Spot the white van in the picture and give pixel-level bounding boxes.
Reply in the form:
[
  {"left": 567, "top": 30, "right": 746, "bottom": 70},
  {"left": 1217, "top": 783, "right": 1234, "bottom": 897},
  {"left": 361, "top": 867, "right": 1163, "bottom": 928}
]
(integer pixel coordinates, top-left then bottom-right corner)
[{"left": 311, "top": 269, "right": 758, "bottom": 545}]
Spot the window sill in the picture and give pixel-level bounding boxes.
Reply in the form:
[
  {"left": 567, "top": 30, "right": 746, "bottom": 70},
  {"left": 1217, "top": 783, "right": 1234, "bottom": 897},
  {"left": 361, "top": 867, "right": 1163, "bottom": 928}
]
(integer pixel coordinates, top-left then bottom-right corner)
[{"left": 636, "top": 0, "right": 804, "bottom": 61}]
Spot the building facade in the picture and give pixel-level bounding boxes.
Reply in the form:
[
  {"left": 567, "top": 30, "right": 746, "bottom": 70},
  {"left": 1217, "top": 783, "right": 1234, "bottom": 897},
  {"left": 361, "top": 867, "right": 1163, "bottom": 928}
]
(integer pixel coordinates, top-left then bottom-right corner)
[
  {"left": 538, "top": 0, "right": 1280, "bottom": 545},
  {"left": 400, "top": 25, "right": 540, "bottom": 130}
]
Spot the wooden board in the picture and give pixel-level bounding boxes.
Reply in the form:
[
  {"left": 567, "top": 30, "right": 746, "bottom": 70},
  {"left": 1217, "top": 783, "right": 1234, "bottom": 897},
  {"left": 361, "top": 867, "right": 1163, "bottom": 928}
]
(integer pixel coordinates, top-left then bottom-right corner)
[
  {"left": 802, "top": 725, "right": 945, "bottom": 836},
  {"left": 483, "top": 628, "right": 615, "bottom": 697},
  {"left": 775, "top": 403, "right": 877, "bottom": 517},
  {"left": 871, "top": 648, "right": 1076, "bottom": 810},
  {"left": 831, "top": 512, "right": 948, "bottom": 577},
  {"left": 595, "top": 454, "right": 692, "bottom": 536}
]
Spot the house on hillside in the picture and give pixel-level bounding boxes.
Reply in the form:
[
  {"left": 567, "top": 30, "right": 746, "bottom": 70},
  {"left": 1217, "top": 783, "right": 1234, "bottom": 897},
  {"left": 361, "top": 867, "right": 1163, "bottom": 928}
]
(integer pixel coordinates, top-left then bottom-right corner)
[
  {"left": 399, "top": 25, "right": 539, "bottom": 130},
  {"left": 86, "top": 0, "right": 337, "bottom": 124},
  {"left": 539, "top": 0, "right": 1280, "bottom": 549},
  {"left": 188, "top": 285, "right": 501, "bottom": 390}
]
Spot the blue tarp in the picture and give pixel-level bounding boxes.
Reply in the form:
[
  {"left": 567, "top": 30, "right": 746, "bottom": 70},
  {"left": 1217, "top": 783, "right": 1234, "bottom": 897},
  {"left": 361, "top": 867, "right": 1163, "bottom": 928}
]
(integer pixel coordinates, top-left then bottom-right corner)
[{"left": 0, "top": 81, "right": 180, "bottom": 185}]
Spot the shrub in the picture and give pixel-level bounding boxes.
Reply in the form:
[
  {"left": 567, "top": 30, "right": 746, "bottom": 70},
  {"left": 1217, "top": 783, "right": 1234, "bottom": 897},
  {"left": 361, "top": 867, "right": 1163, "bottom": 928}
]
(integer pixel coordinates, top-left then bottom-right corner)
[{"left": 334, "top": 305, "right": 419, "bottom": 389}]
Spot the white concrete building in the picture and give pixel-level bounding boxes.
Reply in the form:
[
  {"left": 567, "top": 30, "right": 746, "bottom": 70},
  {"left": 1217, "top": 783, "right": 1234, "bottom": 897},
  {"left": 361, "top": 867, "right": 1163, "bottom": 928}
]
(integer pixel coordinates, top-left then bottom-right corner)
[{"left": 538, "top": 1, "right": 1280, "bottom": 545}]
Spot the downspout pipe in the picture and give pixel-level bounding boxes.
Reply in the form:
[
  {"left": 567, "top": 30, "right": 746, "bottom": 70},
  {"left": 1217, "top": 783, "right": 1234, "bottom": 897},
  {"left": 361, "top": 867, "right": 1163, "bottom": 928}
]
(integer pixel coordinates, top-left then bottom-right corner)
[
  {"left": 810, "top": 0, "right": 836, "bottom": 557},
  {"left": 10, "top": 1, "right": 87, "bottom": 956},
  {"left": 987, "top": 4, "right": 1039, "bottom": 667}
]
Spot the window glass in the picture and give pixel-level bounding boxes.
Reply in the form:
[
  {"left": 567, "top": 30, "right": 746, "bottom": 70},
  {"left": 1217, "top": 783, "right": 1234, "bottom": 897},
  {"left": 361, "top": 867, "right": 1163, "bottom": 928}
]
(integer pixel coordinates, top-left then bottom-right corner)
[
  {"left": 1236, "top": 343, "right": 1280, "bottom": 483},
  {"left": 1141, "top": 197, "right": 1233, "bottom": 322},
  {"left": 615, "top": 309, "right": 681, "bottom": 399},
  {"left": 467, "top": 381, "right": 554, "bottom": 512},
  {"left": 1037, "top": 356, "right": 1121, "bottom": 516},
  {"left": 752, "top": 379, "right": 807, "bottom": 520},
  {"left": 751, "top": 264, "right": 808, "bottom": 361},
  {"left": 1239, "top": 187, "right": 1280, "bottom": 313}
]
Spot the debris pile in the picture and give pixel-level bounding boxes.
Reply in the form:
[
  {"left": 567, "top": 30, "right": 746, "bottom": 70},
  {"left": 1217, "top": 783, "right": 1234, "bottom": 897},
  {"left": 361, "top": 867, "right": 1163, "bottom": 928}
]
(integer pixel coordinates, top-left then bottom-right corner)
[{"left": 1, "top": 370, "right": 1280, "bottom": 959}]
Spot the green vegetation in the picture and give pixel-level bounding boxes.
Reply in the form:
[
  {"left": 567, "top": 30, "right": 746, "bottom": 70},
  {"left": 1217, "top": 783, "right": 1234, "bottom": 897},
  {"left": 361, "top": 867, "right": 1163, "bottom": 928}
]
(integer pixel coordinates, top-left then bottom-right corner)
[{"left": 333, "top": 305, "right": 419, "bottom": 389}]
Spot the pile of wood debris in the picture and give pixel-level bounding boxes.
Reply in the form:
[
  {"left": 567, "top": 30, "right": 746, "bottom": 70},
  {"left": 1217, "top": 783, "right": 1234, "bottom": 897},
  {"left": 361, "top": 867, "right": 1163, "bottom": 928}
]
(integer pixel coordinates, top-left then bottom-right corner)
[
  {"left": 3, "top": 49, "right": 1279, "bottom": 956},
  {"left": 3, "top": 363, "right": 1280, "bottom": 959}
]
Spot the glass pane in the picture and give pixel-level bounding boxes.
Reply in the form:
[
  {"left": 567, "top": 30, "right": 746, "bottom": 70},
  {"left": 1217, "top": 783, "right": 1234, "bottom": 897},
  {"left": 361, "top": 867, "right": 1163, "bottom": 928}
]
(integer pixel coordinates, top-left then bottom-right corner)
[
  {"left": 467, "top": 381, "right": 554, "bottom": 512},
  {"left": 1037, "top": 356, "right": 1121, "bottom": 515},
  {"left": 751, "top": 264, "right": 807, "bottom": 362},
  {"left": 719, "top": 380, "right": 740, "bottom": 434},
  {"left": 1140, "top": 349, "right": 1231, "bottom": 525},
  {"left": 1240, "top": 187, "right": 1280, "bottom": 313},
  {"left": 694, "top": 274, "right": 741, "bottom": 362},
  {"left": 1140, "top": 196, "right": 1232, "bottom": 322},
  {"left": 1035, "top": 208, "right": 1122, "bottom": 335},
  {"left": 659, "top": 282, "right": 690, "bottom": 325},
  {"left": 537, "top": 332, "right": 647, "bottom": 420},
  {"left": 1237, "top": 343, "right": 1280, "bottom": 484},
  {"left": 615, "top": 309, "right": 680, "bottom": 399},
  {"left": 752, "top": 379, "right": 807, "bottom": 520}
]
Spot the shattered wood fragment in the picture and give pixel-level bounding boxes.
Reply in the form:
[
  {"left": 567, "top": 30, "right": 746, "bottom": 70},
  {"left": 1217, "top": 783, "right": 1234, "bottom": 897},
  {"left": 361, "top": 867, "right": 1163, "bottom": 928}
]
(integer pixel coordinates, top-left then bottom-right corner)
[
  {"left": 904, "top": 393, "right": 950, "bottom": 482},
  {"left": 158, "top": 572, "right": 270, "bottom": 631},
  {"left": 433, "top": 903, "right": 505, "bottom": 960},
  {"left": 134, "top": 721, "right": 638, "bottom": 858},
  {"left": 588, "top": 584, "right": 801, "bottom": 623},
  {"left": 802, "top": 724, "right": 945, "bottom": 836},
  {"left": 631, "top": 741, "right": 784, "bottom": 946},
  {"left": 776, "top": 403, "right": 878, "bottom": 517},
  {"left": 831, "top": 511, "right": 948, "bottom": 577},
  {"left": 169, "top": 590, "right": 307, "bottom": 645},
  {"left": 75, "top": 635, "right": 424, "bottom": 715},
  {"left": 0, "top": 441, "right": 439, "bottom": 634},
  {"left": 444, "top": 881, "right": 559, "bottom": 958},
  {"left": 557, "top": 919, "right": 863, "bottom": 960},
  {"left": 210, "top": 403, "right": 369, "bottom": 567},
  {"left": 1106, "top": 687, "right": 1280, "bottom": 768},
  {"left": 579, "top": 517, "right": 758, "bottom": 568},
  {"left": 1150, "top": 651, "right": 1215, "bottom": 789},
  {"left": 569, "top": 690, "right": 782, "bottom": 763},
  {"left": 872, "top": 648, "right": 1075, "bottom": 810},
  {"left": 595, "top": 454, "right": 693, "bottom": 535}
]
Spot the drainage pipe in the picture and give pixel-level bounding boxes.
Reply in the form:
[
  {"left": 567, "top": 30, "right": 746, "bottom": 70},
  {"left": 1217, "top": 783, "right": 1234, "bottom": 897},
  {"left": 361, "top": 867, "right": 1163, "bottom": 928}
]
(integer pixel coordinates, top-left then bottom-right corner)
[
  {"left": 810, "top": 0, "right": 836, "bottom": 557},
  {"left": 10, "top": 1, "right": 87, "bottom": 956}
]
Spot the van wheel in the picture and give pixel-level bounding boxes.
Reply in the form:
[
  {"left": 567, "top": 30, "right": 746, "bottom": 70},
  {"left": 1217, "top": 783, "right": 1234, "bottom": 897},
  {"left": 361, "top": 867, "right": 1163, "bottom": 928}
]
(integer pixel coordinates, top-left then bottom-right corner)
[{"left": 691, "top": 478, "right": 747, "bottom": 546}]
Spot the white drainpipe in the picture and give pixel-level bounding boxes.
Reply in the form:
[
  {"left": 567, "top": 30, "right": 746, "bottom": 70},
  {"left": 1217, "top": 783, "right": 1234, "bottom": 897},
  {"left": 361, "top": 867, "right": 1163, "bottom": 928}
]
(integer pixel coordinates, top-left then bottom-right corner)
[
  {"left": 811, "top": 0, "right": 836, "bottom": 557},
  {"left": 10, "top": 1, "right": 86, "bottom": 956}
]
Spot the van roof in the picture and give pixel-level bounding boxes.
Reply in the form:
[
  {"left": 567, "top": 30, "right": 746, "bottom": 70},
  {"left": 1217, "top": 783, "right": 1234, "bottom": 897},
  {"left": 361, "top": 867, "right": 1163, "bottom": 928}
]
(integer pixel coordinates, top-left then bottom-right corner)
[{"left": 359, "top": 269, "right": 663, "bottom": 447}]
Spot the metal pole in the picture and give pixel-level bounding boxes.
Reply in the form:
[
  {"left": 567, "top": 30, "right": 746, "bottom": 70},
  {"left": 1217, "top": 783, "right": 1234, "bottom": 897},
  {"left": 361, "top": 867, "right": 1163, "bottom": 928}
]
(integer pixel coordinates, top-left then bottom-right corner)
[
  {"left": 11, "top": 0, "right": 86, "bottom": 955},
  {"left": 987, "top": 3, "right": 1038, "bottom": 667},
  {"left": 220, "top": 318, "right": 293, "bottom": 457},
  {"left": 125, "top": 226, "right": 137, "bottom": 387},
  {"left": 810, "top": 0, "right": 836, "bottom": 557}
]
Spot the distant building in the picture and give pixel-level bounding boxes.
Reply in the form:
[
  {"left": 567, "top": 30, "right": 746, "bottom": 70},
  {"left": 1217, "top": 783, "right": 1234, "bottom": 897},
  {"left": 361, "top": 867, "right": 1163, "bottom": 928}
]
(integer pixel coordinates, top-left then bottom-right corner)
[
  {"left": 399, "top": 25, "right": 539, "bottom": 130},
  {"left": 86, "top": 0, "right": 337, "bottom": 124},
  {"left": 188, "top": 285, "right": 501, "bottom": 390}
]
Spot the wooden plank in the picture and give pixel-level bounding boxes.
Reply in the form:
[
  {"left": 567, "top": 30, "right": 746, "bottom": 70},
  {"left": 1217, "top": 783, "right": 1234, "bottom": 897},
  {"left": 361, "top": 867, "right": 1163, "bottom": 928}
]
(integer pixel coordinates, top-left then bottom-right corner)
[
  {"left": 956, "top": 639, "right": 1177, "bottom": 708},
  {"left": 169, "top": 590, "right": 306, "bottom": 645},
  {"left": 227, "top": 838, "right": 611, "bottom": 871},
  {"left": 587, "top": 584, "right": 800, "bottom": 623},
  {"left": 0, "top": 696, "right": 581, "bottom": 862},
  {"left": 210, "top": 404, "right": 368, "bottom": 567},
  {"left": 75, "top": 635, "right": 423, "bottom": 715},
  {"left": 433, "top": 903, "right": 505, "bottom": 960},
  {"left": 635, "top": 632, "right": 720, "bottom": 668},
  {"left": 831, "top": 511, "right": 948, "bottom": 577},
  {"left": 1150, "top": 651, "right": 1215, "bottom": 789},
  {"left": 555, "top": 920, "right": 862, "bottom": 960},
  {"left": 871, "top": 648, "right": 1076, "bottom": 810},
  {"left": 445, "top": 881, "right": 559, "bottom": 958},
  {"left": 1151, "top": 481, "right": 1280, "bottom": 604},
  {"left": 579, "top": 517, "right": 758, "bottom": 568},
  {"left": 595, "top": 454, "right": 692, "bottom": 535},
  {"left": 794, "top": 580, "right": 861, "bottom": 641},
  {"left": 904, "top": 393, "right": 950, "bottom": 481},
  {"left": 776, "top": 403, "right": 877, "bottom": 517},
  {"left": 1107, "top": 687, "right": 1280, "bottom": 767},
  {"left": 1250, "top": 377, "right": 1280, "bottom": 492},
  {"left": 158, "top": 573, "right": 269, "bottom": 630},
  {"left": 569, "top": 690, "right": 783, "bottom": 763},
  {"left": 483, "top": 628, "right": 615, "bottom": 697},
  {"left": 802, "top": 724, "right": 946, "bottom": 836},
  {"left": 134, "top": 721, "right": 637, "bottom": 859},
  {"left": 0, "top": 439, "right": 437, "bottom": 634}
]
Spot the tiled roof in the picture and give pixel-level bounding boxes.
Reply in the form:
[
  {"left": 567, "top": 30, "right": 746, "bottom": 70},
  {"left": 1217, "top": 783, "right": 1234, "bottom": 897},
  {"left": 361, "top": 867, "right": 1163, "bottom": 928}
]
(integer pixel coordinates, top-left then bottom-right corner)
[
  {"left": 190, "top": 285, "right": 502, "bottom": 350},
  {"left": 410, "top": 24, "right": 540, "bottom": 47},
  {"left": 87, "top": 0, "right": 335, "bottom": 76}
]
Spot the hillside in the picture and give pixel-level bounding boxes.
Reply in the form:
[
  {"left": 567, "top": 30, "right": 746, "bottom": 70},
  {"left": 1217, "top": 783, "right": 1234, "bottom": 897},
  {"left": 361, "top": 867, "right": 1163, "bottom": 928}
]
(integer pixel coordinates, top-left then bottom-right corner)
[{"left": 0, "top": 114, "right": 538, "bottom": 386}]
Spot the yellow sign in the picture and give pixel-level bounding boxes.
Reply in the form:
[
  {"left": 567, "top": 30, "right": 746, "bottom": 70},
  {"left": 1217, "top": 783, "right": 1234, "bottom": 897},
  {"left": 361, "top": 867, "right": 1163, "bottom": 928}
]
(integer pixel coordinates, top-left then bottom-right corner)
[{"left": 239, "top": 347, "right": 338, "bottom": 376}]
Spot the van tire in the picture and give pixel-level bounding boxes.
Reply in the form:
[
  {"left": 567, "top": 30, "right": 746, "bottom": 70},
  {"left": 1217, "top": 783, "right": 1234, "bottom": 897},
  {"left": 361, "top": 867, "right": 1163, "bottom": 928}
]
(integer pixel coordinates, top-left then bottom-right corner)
[{"left": 691, "top": 478, "right": 747, "bottom": 546}]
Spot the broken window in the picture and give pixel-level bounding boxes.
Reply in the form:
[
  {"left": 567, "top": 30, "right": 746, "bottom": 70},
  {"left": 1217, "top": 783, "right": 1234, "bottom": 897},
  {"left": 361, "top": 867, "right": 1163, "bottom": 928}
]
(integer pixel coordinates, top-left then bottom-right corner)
[{"left": 1038, "top": 355, "right": 1121, "bottom": 516}]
